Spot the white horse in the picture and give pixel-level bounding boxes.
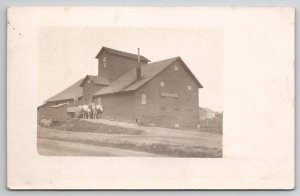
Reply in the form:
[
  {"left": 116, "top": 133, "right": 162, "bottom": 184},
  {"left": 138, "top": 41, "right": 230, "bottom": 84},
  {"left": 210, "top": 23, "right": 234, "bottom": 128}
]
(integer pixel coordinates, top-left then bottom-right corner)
[
  {"left": 87, "top": 108, "right": 92, "bottom": 119},
  {"left": 89, "top": 103, "right": 104, "bottom": 119},
  {"left": 75, "top": 104, "right": 103, "bottom": 119},
  {"left": 95, "top": 104, "right": 104, "bottom": 119},
  {"left": 82, "top": 105, "right": 90, "bottom": 119}
]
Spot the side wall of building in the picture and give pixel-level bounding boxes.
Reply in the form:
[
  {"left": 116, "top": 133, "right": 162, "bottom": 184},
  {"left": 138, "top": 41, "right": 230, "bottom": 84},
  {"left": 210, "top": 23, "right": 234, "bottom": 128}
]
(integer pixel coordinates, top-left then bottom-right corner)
[
  {"left": 133, "top": 60, "right": 200, "bottom": 129},
  {"left": 82, "top": 81, "right": 105, "bottom": 105},
  {"left": 37, "top": 102, "right": 73, "bottom": 122},
  {"left": 101, "top": 92, "right": 135, "bottom": 123},
  {"left": 38, "top": 97, "right": 86, "bottom": 122},
  {"left": 98, "top": 51, "right": 148, "bottom": 82},
  {"left": 37, "top": 103, "right": 52, "bottom": 122}
]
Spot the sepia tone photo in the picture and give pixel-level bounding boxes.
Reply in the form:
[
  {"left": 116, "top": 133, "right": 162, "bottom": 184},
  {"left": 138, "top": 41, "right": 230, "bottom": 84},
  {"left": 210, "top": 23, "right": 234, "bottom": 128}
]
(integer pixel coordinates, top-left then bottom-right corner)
[
  {"left": 7, "top": 7, "right": 295, "bottom": 189},
  {"left": 37, "top": 27, "right": 223, "bottom": 157}
]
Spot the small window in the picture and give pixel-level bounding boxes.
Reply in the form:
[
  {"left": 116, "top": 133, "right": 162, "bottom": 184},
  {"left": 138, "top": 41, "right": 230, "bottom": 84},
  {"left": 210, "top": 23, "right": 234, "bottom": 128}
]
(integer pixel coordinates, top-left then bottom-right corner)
[
  {"left": 160, "top": 81, "right": 165, "bottom": 87},
  {"left": 174, "top": 108, "right": 180, "bottom": 111},
  {"left": 174, "top": 123, "right": 180, "bottom": 128},
  {"left": 188, "top": 85, "right": 192, "bottom": 90},
  {"left": 103, "top": 57, "right": 107, "bottom": 68},
  {"left": 87, "top": 79, "right": 91, "bottom": 84},
  {"left": 174, "top": 66, "right": 178, "bottom": 71},
  {"left": 141, "top": 94, "right": 146, "bottom": 104},
  {"left": 160, "top": 107, "right": 166, "bottom": 110}
]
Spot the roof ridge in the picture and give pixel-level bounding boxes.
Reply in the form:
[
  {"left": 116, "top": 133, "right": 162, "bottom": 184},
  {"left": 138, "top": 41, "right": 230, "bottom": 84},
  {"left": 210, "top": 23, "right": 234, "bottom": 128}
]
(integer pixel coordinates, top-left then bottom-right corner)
[
  {"left": 102, "top": 56, "right": 179, "bottom": 87},
  {"left": 147, "top": 56, "right": 179, "bottom": 65},
  {"left": 94, "top": 56, "right": 182, "bottom": 96},
  {"left": 96, "top": 46, "right": 151, "bottom": 62},
  {"left": 81, "top": 74, "right": 111, "bottom": 86},
  {"left": 46, "top": 77, "right": 84, "bottom": 102},
  {"left": 103, "top": 46, "right": 143, "bottom": 56},
  {"left": 88, "top": 74, "right": 105, "bottom": 78}
]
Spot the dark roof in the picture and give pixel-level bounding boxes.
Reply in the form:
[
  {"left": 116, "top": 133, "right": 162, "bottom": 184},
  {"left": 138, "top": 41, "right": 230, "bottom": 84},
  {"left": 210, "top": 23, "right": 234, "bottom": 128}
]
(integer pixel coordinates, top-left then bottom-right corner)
[
  {"left": 80, "top": 75, "right": 111, "bottom": 87},
  {"left": 46, "top": 78, "right": 84, "bottom": 102},
  {"left": 95, "top": 46, "right": 151, "bottom": 62},
  {"left": 94, "top": 57, "right": 202, "bottom": 96}
]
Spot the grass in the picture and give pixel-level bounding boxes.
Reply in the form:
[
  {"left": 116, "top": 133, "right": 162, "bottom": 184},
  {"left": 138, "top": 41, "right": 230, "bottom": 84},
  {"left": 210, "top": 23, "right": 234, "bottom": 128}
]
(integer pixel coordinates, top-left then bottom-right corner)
[{"left": 43, "top": 119, "right": 144, "bottom": 135}]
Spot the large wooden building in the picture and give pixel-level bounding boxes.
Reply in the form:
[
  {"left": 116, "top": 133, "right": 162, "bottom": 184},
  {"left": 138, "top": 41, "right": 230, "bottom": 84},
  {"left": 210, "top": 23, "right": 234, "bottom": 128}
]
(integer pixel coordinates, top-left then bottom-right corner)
[{"left": 38, "top": 47, "right": 203, "bottom": 129}]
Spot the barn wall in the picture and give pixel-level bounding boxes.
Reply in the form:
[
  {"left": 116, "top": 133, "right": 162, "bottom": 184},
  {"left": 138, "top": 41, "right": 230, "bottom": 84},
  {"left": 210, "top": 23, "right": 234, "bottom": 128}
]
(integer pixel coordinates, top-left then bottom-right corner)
[
  {"left": 134, "top": 60, "right": 200, "bottom": 129},
  {"left": 49, "top": 104, "right": 72, "bottom": 121},
  {"left": 98, "top": 51, "right": 148, "bottom": 82},
  {"left": 100, "top": 92, "right": 135, "bottom": 123},
  {"left": 37, "top": 103, "right": 52, "bottom": 121},
  {"left": 37, "top": 102, "right": 72, "bottom": 122},
  {"left": 82, "top": 81, "right": 104, "bottom": 105}
]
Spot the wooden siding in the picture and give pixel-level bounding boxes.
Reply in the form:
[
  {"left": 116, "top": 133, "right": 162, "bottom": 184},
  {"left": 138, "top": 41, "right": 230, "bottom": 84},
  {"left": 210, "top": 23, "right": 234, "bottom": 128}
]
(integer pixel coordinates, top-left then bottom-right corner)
[
  {"left": 82, "top": 80, "right": 104, "bottom": 105},
  {"left": 98, "top": 51, "right": 148, "bottom": 82},
  {"left": 134, "top": 60, "right": 200, "bottom": 129},
  {"left": 101, "top": 92, "right": 135, "bottom": 123},
  {"left": 37, "top": 102, "right": 73, "bottom": 122}
]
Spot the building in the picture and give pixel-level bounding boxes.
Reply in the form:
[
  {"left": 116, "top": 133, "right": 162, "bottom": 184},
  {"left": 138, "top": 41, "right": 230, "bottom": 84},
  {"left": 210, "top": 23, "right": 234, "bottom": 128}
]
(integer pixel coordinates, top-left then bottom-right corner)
[
  {"left": 198, "top": 107, "right": 223, "bottom": 133},
  {"left": 38, "top": 47, "right": 203, "bottom": 129},
  {"left": 199, "top": 107, "right": 217, "bottom": 120}
]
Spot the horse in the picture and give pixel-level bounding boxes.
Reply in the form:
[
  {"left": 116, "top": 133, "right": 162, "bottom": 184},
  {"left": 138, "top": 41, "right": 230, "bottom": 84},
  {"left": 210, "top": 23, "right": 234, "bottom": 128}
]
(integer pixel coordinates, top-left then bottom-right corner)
[
  {"left": 95, "top": 104, "right": 104, "bottom": 118},
  {"left": 82, "top": 105, "right": 90, "bottom": 119},
  {"left": 88, "top": 103, "right": 103, "bottom": 119},
  {"left": 88, "top": 103, "right": 104, "bottom": 119},
  {"left": 90, "top": 103, "right": 97, "bottom": 119}
]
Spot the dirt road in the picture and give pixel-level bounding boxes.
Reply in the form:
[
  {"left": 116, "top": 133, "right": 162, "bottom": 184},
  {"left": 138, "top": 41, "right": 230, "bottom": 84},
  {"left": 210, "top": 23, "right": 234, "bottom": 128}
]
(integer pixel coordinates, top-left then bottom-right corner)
[{"left": 37, "top": 119, "right": 222, "bottom": 157}]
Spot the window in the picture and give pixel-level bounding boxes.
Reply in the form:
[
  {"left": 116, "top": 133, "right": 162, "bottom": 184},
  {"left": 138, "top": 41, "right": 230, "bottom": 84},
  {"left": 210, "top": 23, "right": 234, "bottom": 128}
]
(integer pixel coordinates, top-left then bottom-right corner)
[
  {"left": 141, "top": 94, "right": 146, "bottom": 104},
  {"left": 160, "top": 107, "right": 166, "bottom": 110},
  {"left": 188, "top": 85, "right": 192, "bottom": 90},
  {"left": 174, "top": 66, "right": 178, "bottom": 71},
  {"left": 160, "top": 81, "right": 165, "bottom": 87},
  {"left": 174, "top": 123, "right": 180, "bottom": 128},
  {"left": 87, "top": 79, "right": 91, "bottom": 84},
  {"left": 103, "top": 57, "right": 107, "bottom": 68}
]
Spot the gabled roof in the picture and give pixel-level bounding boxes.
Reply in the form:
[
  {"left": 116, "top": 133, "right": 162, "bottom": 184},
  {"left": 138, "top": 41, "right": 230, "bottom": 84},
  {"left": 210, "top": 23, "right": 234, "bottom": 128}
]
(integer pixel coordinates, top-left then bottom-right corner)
[
  {"left": 95, "top": 46, "right": 151, "bottom": 62},
  {"left": 80, "top": 75, "right": 111, "bottom": 87},
  {"left": 199, "top": 107, "right": 215, "bottom": 113},
  {"left": 46, "top": 78, "right": 84, "bottom": 102},
  {"left": 94, "top": 57, "right": 202, "bottom": 96},
  {"left": 51, "top": 103, "right": 68, "bottom": 108}
]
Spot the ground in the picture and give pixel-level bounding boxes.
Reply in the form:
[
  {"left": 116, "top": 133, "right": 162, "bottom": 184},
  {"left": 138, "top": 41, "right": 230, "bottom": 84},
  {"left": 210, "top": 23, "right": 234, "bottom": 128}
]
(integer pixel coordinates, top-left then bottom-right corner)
[{"left": 37, "top": 119, "right": 222, "bottom": 157}]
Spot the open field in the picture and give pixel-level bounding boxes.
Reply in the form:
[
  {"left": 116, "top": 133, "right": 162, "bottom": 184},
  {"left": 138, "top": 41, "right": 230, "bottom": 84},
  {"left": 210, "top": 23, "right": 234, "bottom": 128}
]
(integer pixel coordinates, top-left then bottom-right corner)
[{"left": 37, "top": 119, "right": 222, "bottom": 157}]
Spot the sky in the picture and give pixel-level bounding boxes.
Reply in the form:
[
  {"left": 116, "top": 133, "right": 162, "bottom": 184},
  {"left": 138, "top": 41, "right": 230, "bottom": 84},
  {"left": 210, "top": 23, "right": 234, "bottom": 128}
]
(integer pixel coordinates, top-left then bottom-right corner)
[{"left": 38, "top": 27, "right": 223, "bottom": 111}]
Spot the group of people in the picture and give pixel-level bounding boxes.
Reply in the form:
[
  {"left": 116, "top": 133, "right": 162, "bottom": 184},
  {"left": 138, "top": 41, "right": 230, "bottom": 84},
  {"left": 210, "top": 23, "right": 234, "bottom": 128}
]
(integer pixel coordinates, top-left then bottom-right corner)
[{"left": 74, "top": 103, "right": 104, "bottom": 119}]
